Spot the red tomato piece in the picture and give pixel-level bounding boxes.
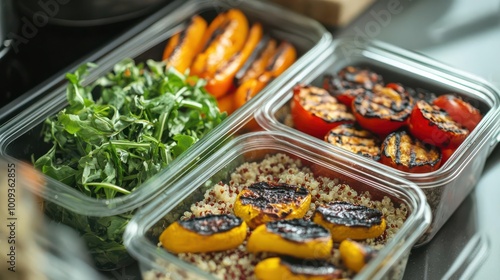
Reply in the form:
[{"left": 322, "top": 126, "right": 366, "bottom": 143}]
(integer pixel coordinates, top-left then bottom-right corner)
[
  {"left": 323, "top": 66, "right": 383, "bottom": 107},
  {"left": 291, "top": 84, "right": 355, "bottom": 139},
  {"left": 352, "top": 85, "right": 414, "bottom": 138},
  {"left": 380, "top": 130, "right": 442, "bottom": 173},
  {"left": 408, "top": 100, "right": 469, "bottom": 149},
  {"left": 433, "top": 94, "right": 482, "bottom": 131}
]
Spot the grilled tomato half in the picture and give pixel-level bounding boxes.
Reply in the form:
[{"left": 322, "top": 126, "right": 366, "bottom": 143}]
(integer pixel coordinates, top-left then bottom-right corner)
[
  {"left": 234, "top": 182, "right": 311, "bottom": 228},
  {"left": 324, "top": 123, "right": 381, "bottom": 161},
  {"left": 291, "top": 84, "right": 355, "bottom": 139},
  {"left": 159, "top": 214, "right": 247, "bottom": 253},
  {"left": 247, "top": 219, "right": 333, "bottom": 259},
  {"left": 408, "top": 100, "right": 469, "bottom": 149},
  {"left": 352, "top": 84, "right": 414, "bottom": 137},
  {"left": 323, "top": 66, "right": 383, "bottom": 107},
  {"left": 380, "top": 130, "right": 442, "bottom": 173},
  {"left": 432, "top": 94, "right": 482, "bottom": 132},
  {"left": 313, "top": 201, "right": 386, "bottom": 242},
  {"left": 255, "top": 257, "right": 343, "bottom": 280}
]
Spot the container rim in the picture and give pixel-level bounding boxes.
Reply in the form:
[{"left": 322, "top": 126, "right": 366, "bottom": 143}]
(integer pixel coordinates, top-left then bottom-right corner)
[
  {"left": 0, "top": 0, "right": 332, "bottom": 216},
  {"left": 256, "top": 37, "right": 500, "bottom": 188},
  {"left": 124, "top": 131, "right": 432, "bottom": 280}
]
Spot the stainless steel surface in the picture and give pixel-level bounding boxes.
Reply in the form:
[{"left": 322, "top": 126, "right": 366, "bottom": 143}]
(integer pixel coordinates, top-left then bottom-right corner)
[
  {"left": 16, "top": 0, "right": 171, "bottom": 27},
  {"left": 340, "top": 0, "right": 500, "bottom": 278}
]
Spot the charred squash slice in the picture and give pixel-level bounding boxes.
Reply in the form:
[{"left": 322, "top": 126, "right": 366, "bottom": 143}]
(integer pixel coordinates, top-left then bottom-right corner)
[
  {"left": 339, "top": 239, "right": 378, "bottom": 273},
  {"left": 324, "top": 123, "right": 381, "bottom": 161},
  {"left": 255, "top": 257, "right": 343, "bottom": 280},
  {"left": 191, "top": 9, "right": 249, "bottom": 79},
  {"left": 159, "top": 214, "right": 247, "bottom": 254},
  {"left": 234, "top": 182, "right": 311, "bottom": 228},
  {"left": 162, "top": 15, "right": 207, "bottom": 73},
  {"left": 247, "top": 219, "right": 333, "bottom": 259},
  {"left": 313, "top": 201, "right": 386, "bottom": 242},
  {"left": 205, "top": 22, "right": 263, "bottom": 98},
  {"left": 380, "top": 130, "right": 442, "bottom": 173}
]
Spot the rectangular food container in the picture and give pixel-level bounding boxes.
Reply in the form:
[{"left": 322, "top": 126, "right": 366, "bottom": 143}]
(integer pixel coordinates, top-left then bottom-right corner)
[
  {"left": 0, "top": 0, "right": 332, "bottom": 270},
  {"left": 124, "top": 131, "right": 431, "bottom": 280},
  {"left": 256, "top": 38, "right": 500, "bottom": 245}
]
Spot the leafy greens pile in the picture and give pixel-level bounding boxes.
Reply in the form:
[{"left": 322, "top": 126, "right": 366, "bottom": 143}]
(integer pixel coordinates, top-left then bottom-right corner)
[{"left": 35, "top": 58, "right": 226, "bottom": 200}]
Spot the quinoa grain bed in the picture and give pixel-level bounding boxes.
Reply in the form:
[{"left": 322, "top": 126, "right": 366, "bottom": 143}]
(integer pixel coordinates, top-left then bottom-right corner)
[{"left": 152, "top": 153, "right": 408, "bottom": 280}]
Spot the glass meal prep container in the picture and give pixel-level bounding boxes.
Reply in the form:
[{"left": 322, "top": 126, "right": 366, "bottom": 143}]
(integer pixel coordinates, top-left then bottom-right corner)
[
  {"left": 0, "top": 0, "right": 331, "bottom": 270},
  {"left": 256, "top": 38, "right": 500, "bottom": 245},
  {"left": 124, "top": 131, "right": 431, "bottom": 280}
]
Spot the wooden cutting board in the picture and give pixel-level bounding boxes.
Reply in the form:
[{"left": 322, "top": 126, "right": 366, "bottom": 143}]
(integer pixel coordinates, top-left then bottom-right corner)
[{"left": 269, "top": 0, "right": 375, "bottom": 27}]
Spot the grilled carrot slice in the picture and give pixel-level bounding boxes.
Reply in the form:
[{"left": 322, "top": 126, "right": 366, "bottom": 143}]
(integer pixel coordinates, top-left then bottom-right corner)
[
  {"left": 323, "top": 66, "right": 383, "bottom": 107},
  {"left": 162, "top": 15, "right": 207, "bottom": 73},
  {"left": 232, "top": 40, "right": 297, "bottom": 109},
  {"left": 205, "top": 23, "right": 263, "bottom": 98},
  {"left": 234, "top": 181, "right": 311, "bottom": 228},
  {"left": 217, "top": 92, "right": 236, "bottom": 115},
  {"left": 339, "top": 239, "right": 378, "bottom": 273},
  {"left": 159, "top": 214, "right": 247, "bottom": 254},
  {"left": 352, "top": 84, "right": 414, "bottom": 137},
  {"left": 291, "top": 84, "right": 355, "bottom": 139},
  {"left": 381, "top": 130, "right": 442, "bottom": 173},
  {"left": 255, "top": 257, "right": 343, "bottom": 280},
  {"left": 408, "top": 100, "right": 469, "bottom": 148},
  {"left": 191, "top": 9, "right": 249, "bottom": 79},
  {"left": 324, "top": 123, "right": 381, "bottom": 161},
  {"left": 265, "top": 41, "right": 296, "bottom": 77},
  {"left": 235, "top": 37, "right": 277, "bottom": 86},
  {"left": 233, "top": 72, "right": 271, "bottom": 109},
  {"left": 247, "top": 219, "right": 333, "bottom": 259},
  {"left": 313, "top": 201, "right": 386, "bottom": 242}
]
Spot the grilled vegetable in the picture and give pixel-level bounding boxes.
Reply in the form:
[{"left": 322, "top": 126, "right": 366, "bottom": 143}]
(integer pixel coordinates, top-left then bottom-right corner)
[
  {"left": 162, "top": 15, "right": 207, "bottom": 73},
  {"left": 433, "top": 94, "right": 482, "bottom": 131},
  {"left": 247, "top": 219, "right": 333, "bottom": 259},
  {"left": 291, "top": 84, "right": 355, "bottom": 139},
  {"left": 265, "top": 41, "right": 297, "bottom": 78},
  {"left": 313, "top": 201, "right": 386, "bottom": 242},
  {"left": 339, "top": 239, "right": 378, "bottom": 273},
  {"left": 352, "top": 84, "right": 414, "bottom": 137},
  {"left": 235, "top": 36, "right": 277, "bottom": 86},
  {"left": 159, "top": 214, "right": 247, "bottom": 254},
  {"left": 255, "top": 257, "right": 343, "bottom": 280},
  {"left": 324, "top": 123, "right": 381, "bottom": 161},
  {"left": 323, "top": 66, "right": 383, "bottom": 106},
  {"left": 408, "top": 100, "right": 469, "bottom": 148},
  {"left": 380, "top": 130, "right": 442, "bottom": 173},
  {"left": 407, "top": 86, "right": 436, "bottom": 104},
  {"left": 233, "top": 72, "right": 270, "bottom": 109},
  {"left": 217, "top": 91, "right": 237, "bottom": 115},
  {"left": 233, "top": 41, "right": 297, "bottom": 108},
  {"left": 205, "top": 23, "right": 263, "bottom": 98},
  {"left": 234, "top": 182, "right": 311, "bottom": 228},
  {"left": 191, "top": 9, "right": 249, "bottom": 79}
]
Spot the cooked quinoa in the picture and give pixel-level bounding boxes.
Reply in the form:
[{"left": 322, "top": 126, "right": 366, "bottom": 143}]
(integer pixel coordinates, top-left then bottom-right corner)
[{"left": 148, "top": 153, "right": 408, "bottom": 280}]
